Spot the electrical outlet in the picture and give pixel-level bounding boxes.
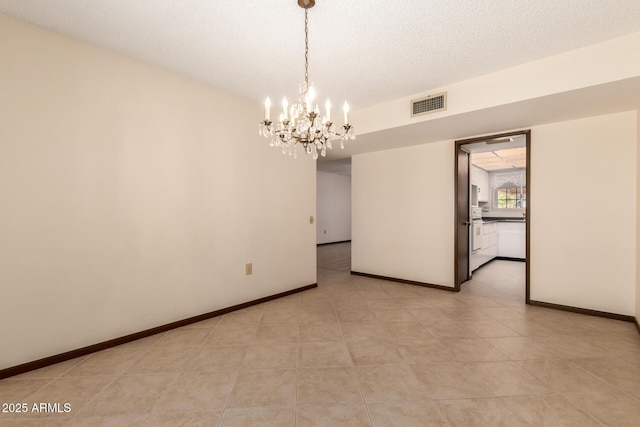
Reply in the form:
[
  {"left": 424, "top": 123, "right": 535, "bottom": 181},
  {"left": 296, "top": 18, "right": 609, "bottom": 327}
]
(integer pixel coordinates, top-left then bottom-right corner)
[
  {"left": 245, "top": 263, "right": 252, "bottom": 275},
  {"left": 324, "top": 229, "right": 327, "bottom": 234}
]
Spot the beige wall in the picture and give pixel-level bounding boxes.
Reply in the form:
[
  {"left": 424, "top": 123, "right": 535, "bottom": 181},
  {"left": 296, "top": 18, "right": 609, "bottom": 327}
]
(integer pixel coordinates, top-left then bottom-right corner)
[
  {"left": 0, "top": 14, "right": 316, "bottom": 369},
  {"left": 352, "top": 111, "right": 637, "bottom": 315},
  {"left": 352, "top": 32, "right": 640, "bottom": 136},
  {"left": 530, "top": 112, "right": 636, "bottom": 315},
  {"left": 317, "top": 171, "right": 351, "bottom": 244},
  {"left": 637, "top": 110, "right": 640, "bottom": 322},
  {"left": 352, "top": 141, "right": 455, "bottom": 286}
]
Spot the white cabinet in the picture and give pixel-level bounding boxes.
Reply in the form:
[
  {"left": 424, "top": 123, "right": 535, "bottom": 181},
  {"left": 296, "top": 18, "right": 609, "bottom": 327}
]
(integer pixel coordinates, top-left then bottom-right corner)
[
  {"left": 473, "top": 221, "right": 525, "bottom": 272},
  {"left": 470, "top": 252, "right": 482, "bottom": 271},
  {"left": 479, "top": 222, "right": 497, "bottom": 265},
  {"left": 472, "top": 222, "right": 497, "bottom": 271},
  {"left": 471, "top": 166, "right": 490, "bottom": 203},
  {"left": 498, "top": 222, "right": 526, "bottom": 259},
  {"left": 470, "top": 166, "right": 478, "bottom": 187},
  {"left": 478, "top": 168, "right": 489, "bottom": 202},
  {"left": 483, "top": 222, "right": 498, "bottom": 249}
]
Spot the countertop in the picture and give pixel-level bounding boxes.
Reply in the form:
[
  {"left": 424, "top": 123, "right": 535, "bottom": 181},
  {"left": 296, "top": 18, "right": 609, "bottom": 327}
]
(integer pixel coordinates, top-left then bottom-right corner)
[{"left": 481, "top": 217, "right": 526, "bottom": 223}]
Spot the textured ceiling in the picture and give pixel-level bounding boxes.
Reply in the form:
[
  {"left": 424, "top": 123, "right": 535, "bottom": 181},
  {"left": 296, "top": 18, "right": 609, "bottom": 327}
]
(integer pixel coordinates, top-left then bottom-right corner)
[
  {"left": 472, "top": 147, "right": 527, "bottom": 171},
  {"left": 1, "top": 0, "right": 640, "bottom": 111}
]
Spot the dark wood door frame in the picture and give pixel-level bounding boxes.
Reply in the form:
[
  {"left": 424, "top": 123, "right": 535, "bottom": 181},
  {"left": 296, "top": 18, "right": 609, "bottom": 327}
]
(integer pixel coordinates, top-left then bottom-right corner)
[
  {"left": 454, "top": 145, "right": 471, "bottom": 287},
  {"left": 454, "top": 130, "right": 531, "bottom": 304}
]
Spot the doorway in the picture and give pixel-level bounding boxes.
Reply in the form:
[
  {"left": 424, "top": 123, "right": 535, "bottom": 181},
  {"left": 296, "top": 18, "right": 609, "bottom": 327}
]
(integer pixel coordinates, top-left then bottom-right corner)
[{"left": 454, "top": 130, "right": 531, "bottom": 303}]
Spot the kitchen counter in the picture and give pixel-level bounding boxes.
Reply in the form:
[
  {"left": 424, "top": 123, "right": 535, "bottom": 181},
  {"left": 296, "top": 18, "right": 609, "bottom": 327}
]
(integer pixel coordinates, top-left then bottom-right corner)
[
  {"left": 471, "top": 219, "right": 526, "bottom": 270},
  {"left": 482, "top": 217, "right": 525, "bottom": 223}
]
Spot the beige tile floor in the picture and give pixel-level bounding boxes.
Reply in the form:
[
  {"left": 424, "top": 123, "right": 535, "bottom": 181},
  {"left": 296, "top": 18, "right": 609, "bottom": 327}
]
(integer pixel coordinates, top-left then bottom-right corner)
[{"left": 1, "top": 242, "right": 640, "bottom": 426}]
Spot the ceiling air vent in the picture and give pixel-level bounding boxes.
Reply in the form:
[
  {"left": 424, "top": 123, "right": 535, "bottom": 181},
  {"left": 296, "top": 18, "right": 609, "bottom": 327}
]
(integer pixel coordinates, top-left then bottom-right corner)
[{"left": 411, "top": 92, "right": 447, "bottom": 117}]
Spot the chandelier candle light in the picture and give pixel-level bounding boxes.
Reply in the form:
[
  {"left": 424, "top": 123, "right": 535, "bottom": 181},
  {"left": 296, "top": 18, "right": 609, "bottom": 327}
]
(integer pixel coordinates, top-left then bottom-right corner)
[{"left": 259, "top": 0, "right": 355, "bottom": 159}]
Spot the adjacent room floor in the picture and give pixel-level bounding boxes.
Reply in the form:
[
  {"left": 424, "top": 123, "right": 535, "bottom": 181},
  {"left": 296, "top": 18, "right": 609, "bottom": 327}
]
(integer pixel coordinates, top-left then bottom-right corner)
[{"left": 1, "top": 242, "right": 639, "bottom": 426}]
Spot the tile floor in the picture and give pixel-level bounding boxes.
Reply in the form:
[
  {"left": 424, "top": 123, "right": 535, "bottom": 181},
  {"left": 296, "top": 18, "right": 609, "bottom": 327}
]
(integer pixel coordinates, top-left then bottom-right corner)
[{"left": 1, "top": 242, "right": 639, "bottom": 426}]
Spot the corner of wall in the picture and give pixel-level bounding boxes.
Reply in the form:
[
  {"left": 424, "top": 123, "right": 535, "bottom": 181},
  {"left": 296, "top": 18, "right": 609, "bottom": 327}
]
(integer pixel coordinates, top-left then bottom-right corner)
[{"left": 636, "top": 109, "right": 640, "bottom": 327}]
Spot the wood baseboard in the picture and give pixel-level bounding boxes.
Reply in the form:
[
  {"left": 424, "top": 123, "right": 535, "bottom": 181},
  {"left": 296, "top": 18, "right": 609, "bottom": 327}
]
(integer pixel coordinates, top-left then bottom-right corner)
[
  {"left": 0, "top": 283, "right": 317, "bottom": 380},
  {"left": 317, "top": 240, "right": 351, "bottom": 246},
  {"left": 528, "top": 299, "right": 635, "bottom": 323},
  {"left": 494, "top": 256, "right": 526, "bottom": 262},
  {"left": 350, "top": 271, "right": 456, "bottom": 292},
  {"left": 635, "top": 317, "right": 640, "bottom": 336}
]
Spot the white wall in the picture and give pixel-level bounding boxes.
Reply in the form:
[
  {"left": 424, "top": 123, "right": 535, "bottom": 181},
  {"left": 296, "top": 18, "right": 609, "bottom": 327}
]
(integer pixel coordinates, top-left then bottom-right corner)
[
  {"left": 352, "top": 32, "right": 640, "bottom": 136},
  {"left": 316, "top": 171, "right": 351, "bottom": 244},
  {"left": 352, "top": 141, "right": 455, "bottom": 287},
  {"left": 0, "top": 14, "right": 316, "bottom": 369},
  {"left": 352, "top": 111, "right": 637, "bottom": 315},
  {"left": 530, "top": 112, "right": 636, "bottom": 315}
]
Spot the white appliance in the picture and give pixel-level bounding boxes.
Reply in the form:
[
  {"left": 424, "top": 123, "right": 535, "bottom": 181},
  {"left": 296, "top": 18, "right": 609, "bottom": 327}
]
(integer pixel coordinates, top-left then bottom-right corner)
[
  {"left": 471, "top": 207, "right": 483, "bottom": 252},
  {"left": 471, "top": 206, "right": 483, "bottom": 219}
]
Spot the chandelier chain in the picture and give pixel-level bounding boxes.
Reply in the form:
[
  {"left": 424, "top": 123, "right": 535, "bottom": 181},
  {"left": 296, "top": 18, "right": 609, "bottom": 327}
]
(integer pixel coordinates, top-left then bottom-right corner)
[{"left": 304, "top": 9, "right": 309, "bottom": 86}]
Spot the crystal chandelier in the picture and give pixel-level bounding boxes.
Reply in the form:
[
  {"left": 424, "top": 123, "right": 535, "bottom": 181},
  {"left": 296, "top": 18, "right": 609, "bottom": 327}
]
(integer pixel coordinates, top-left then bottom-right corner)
[{"left": 258, "top": 0, "right": 355, "bottom": 159}]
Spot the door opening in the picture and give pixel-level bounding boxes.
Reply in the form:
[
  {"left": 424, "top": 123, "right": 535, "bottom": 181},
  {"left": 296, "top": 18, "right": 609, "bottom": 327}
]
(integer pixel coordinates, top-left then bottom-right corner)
[{"left": 454, "top": 130, "right": 531, "bottom": 304}]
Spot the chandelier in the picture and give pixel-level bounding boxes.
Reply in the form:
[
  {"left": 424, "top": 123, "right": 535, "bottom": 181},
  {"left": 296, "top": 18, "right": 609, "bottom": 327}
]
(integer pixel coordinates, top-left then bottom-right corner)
[{"left": 258, "top": 0, "right": 355, "bottom": 159}]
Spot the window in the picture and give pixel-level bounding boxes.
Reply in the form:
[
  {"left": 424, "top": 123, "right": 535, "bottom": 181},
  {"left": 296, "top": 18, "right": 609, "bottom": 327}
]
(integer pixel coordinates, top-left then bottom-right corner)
[
  {"left": 490, "top": 170, "right": 526, "bottom": 210},
  {"left": 496, "top": 184, "right": 526, "bottom": 209}
]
